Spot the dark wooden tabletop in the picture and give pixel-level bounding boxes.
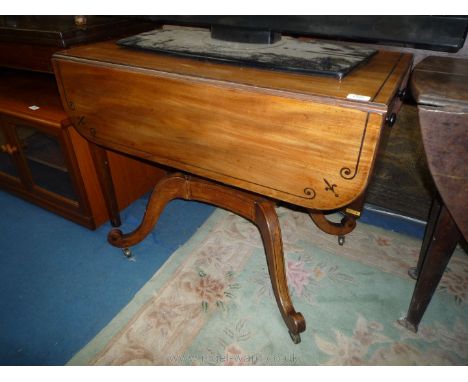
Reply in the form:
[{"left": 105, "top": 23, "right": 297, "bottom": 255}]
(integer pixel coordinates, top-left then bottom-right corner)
[
  {"left": 411, "top": 56, "right": 468, "bottom": 240},
  {"left": 411, "top": 56, "right": 468, "bottom": 109}
]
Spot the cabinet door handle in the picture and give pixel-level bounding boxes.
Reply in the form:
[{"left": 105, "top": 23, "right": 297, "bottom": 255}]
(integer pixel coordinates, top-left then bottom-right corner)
[{"left": 1, "top": 143, "right": 18, "bottom": 155}]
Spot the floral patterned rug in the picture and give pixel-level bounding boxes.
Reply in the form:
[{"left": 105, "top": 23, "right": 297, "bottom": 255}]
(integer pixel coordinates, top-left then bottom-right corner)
[{"left": 68, "top": 207, "right": 468, "bottom": 365}]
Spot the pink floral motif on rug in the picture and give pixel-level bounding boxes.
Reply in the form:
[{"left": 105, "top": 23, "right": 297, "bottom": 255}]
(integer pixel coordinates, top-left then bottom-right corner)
[{"left": 68, "top": 207, "right": 468, "bottom": 365}]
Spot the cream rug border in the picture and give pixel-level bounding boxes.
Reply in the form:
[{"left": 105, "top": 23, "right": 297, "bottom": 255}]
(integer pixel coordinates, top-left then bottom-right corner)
[{"left": 67, "top": 209, "right": 224, "bottom": 365}]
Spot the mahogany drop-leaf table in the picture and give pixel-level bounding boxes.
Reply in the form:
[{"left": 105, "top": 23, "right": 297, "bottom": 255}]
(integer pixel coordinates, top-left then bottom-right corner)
[{"left": 53, "top": 39, "right": 412, "bottom": 343}]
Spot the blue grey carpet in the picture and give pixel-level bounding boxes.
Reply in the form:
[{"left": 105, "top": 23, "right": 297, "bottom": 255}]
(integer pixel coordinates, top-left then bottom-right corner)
[
  {"left": 0, "top": 190, "right": 424, "bottom": 365},
  {"left": 0, "top": 190, "right": 214, "bottom": 365}
]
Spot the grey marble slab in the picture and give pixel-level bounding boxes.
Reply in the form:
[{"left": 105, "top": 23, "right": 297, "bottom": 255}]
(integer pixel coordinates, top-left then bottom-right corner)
[{"left": 117, "top": 26, "right": 378, "bottom": 79}]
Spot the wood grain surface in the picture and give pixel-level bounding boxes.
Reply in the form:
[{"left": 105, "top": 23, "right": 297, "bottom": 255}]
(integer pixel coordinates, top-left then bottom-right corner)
[
  {"left": 419, "top": 106, "right": 468, "bottom": 240},
  {"left": 54, "top": 41, "right": 412, "bottom": 113},
  {"left": 411, "top": 56, "right": 468, "bottom": 238},
  {"left": 53, "top": 41, "right": 412, "bottom": 211},
  {"left": 398, "top": 56, "right": 468, "bottom": 333},
  {"left": 0, "top": 68, "right": 164, "bottom": 228},
  {"left": 411, "top": 56, "right": 468, "bottom": 108},
  {"left": 0, "top": 69, "right": 68, "bottom": 128}
]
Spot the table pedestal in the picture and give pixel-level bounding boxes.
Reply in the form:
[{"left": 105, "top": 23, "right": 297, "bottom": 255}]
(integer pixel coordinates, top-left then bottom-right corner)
[{"left": 107, "top": 172, "right": 306, "bottom": 343}]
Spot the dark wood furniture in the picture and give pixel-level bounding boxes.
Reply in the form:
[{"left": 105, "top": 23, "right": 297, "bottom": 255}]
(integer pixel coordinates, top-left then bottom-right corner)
[
  {"left": 0, "top": 16, "right": 154, "bottom": 74},
  {"left": 0, "top": 68, "right": 164, "bottom": 229},
  {"left": 398, "top": 56, "right": 468, "bottom": 332},
  {"left": 0, "top": 16, "right": 165, "bottom": 229},
  {"left": 53, "top": 38, "right": 412, "bottom": 342}
]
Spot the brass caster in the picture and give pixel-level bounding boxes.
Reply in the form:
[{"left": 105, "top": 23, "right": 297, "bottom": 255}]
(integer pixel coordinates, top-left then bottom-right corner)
[
  {"left": 122, "top": 247, "right": 132, "bottom": 258},
  {"left": 289, "top": 331, "right": 301, "bottom": 344},
  {"left": 338, "top": 235, "right": 345, "bottom": 246},
  {"left": 408, "top": 267, "right": 418, "bottom": 280}
]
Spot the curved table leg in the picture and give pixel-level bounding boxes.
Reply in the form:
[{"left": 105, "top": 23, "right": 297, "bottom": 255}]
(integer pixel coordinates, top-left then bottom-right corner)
[
  {"left": 107, "top": 172, "right": 305, "bottom": 343},
  {"left": 255, "top": 201, "right": 306, "bottom": 343},
  {"left": 308, "top": 210, "right": 357, "bottom": 245},
  {"left": 108, "top": 173, "right": 187, "bottom": 248},
  {"left": 308, "top": 194, "right": 364, "bottom": 245},
  {"left": 308, "top": 211, "right": 357, "bottom": 236}
]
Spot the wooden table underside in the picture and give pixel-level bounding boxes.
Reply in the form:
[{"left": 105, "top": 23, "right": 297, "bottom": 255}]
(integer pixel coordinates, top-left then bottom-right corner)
[{"left": 53, "top": 41, "right": 412, "bottom": 343}]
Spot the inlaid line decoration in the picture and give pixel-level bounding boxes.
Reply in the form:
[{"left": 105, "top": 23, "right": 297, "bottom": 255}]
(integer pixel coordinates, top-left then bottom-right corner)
[
  {"left": 324, "top": 178, "right": 339, "bottom": 197},
  {"left": 340, "top": 113, "right": 370, "bottom": 180}
]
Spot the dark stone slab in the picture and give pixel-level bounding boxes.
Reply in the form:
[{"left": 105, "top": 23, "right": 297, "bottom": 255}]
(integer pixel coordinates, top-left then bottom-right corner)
[{"left": 117, "top": 26, "right": 377, "bottom": 79}]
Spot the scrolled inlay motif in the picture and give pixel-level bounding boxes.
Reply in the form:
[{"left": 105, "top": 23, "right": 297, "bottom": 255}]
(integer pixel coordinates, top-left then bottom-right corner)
[
  {"left": 303, "top": 188, "right": 316, "bottom": 199},
  {"left": 340, "top": 167, "right": 355, "bottom": 179}
]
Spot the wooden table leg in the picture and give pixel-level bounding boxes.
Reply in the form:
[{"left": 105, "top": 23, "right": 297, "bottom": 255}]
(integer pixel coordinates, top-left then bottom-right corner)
[
  {"left": 308, "top": 193, "right": 364, "bottom": 245},
  {"left": 108, "top": 172, "right": 306, "bottom": 343},
  {"left": 255, "top": 201, "right": 305, "bottom": 343},
  {"left": 308, "top": 210, "right": 357, "bottom": 236},
  {"left": 89, "top": 143, "right": 121, "bottom": 227},
  {"left": 398, "top": 201, "right": 461, "bottom": 332},
  {"left": 408, "top": 195, "right": 442, "bottom": 280},
  {"left": 308, "top": 210, "right": 356, "bottom": 245}
]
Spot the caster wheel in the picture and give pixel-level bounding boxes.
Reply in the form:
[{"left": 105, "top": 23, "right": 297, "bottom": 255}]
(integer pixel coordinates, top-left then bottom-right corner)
[
  {"left": 338, "top": 235, "right": 345, "bottom": 246},
  {"left": 289, "top": 331, "right": 301, "bottom": 344},
  {"left": 122, "top": 247, "right": 132, "bottom": 258}
]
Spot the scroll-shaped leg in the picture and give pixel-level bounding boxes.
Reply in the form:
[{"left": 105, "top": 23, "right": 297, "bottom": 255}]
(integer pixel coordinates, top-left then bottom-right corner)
[
  {"left": 255, "top": 201, "right": 306, "bottom": 343},
  {"left": 308, "top": 211, "right": 357, "bottom": 236},
  {"left": 108, "top": 172, "right": 305, "bottom": 343},
  {"left": 308, "top": 210, "right": 357, "bottom": 246},
  {"left": 398, "top": 202, "right": 461, "bottom": 332},
  {"left": 308, "top": 194, "right": 363, "bottom": 245},
  {"left": 108, "top": 173, "right": 187, "bottom": 248}
]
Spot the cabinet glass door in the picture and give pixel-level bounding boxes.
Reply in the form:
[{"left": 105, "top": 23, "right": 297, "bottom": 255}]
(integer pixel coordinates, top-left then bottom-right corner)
[
  {"left": 16, "top": 125, "right": 78, "bottom": 201},
  {"left": 0, "top": 128, "right": 19, "bottom": 178}
]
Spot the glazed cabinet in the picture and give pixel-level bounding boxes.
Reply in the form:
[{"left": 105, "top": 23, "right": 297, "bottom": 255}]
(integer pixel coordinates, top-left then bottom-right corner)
[{"left": 0, "top": 68, "right": 163, "bottom": 229}]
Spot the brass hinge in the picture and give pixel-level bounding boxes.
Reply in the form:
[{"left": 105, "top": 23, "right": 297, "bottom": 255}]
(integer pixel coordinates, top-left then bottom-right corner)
[{"left": 345, "top": 208, "right": 361, "bottom": 217}]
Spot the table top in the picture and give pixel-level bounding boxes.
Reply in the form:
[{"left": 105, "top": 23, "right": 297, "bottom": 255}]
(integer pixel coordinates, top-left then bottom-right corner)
[
  {"left": 53, "top": 41, "right": 412, "bottom": 211},
  {"left": 411, "top": 56, "right": 468, "bottom": 239},
  {"left": 411, "top": 56, "right": 468, "bottom": 109},
  {"left": 55, "top": 40, "right": 412, "bottom": 114}
]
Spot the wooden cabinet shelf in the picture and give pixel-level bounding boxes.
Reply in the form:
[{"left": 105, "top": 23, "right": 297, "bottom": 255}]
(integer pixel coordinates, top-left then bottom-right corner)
[
  {"left": 0, "top": 68, "right": 164, "bottom": 229},
  {"left": 0, "top": 16, "right": 165, "bottom": 228}
]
